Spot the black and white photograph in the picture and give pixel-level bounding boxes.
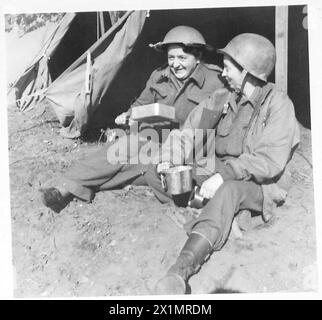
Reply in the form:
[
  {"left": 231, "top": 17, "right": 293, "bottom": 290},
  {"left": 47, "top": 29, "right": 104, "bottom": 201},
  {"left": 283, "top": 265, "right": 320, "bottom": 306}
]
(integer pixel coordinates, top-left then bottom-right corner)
[{"left": 0, "top": 0, "right": 321, "bottom": 298}]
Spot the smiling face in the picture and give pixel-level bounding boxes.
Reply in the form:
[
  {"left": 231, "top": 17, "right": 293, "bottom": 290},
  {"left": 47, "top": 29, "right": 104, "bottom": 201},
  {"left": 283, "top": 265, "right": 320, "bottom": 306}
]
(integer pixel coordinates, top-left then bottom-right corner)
[
  {"left": 167, "top": 45, "right": 200, "bottom": 81},
  {"left": 222, "top": 56, "right": 245, "bottom": 92}
]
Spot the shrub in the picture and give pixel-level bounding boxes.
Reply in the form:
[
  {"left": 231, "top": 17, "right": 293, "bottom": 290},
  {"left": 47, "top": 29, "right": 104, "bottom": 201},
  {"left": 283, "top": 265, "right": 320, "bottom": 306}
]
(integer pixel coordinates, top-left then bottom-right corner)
[{"left": 5, "top": 13, "right": 64, "bottom": 35}]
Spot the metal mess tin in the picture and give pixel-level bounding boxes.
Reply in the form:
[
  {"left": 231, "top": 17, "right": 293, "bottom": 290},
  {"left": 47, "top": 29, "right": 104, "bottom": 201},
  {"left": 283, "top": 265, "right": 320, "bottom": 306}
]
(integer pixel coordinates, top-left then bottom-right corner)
[{"left": 131, "top": 103, "right": 176, "bottom": 123}]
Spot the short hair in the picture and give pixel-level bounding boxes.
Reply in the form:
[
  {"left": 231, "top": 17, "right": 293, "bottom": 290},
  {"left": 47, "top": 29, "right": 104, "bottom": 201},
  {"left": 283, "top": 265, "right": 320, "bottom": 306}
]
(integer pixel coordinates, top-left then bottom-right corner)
[
  {"left": 182, "top": 44, "right": 205, "bottom": 60},
  {"left": 167, "top": 43, "right": 205, "bottom": 60}
]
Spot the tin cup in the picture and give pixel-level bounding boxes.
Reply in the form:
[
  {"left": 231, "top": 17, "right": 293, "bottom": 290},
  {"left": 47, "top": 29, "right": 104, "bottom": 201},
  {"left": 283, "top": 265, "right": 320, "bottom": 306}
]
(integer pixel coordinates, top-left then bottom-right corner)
[{"left": 162, "top": 165, "right": 193, "bottom": 195}]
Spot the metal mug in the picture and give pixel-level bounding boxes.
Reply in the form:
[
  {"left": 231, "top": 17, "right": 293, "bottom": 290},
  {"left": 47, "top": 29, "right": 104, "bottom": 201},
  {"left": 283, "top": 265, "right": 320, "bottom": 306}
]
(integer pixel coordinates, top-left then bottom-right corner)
[{"left": 161, "top": 165, "right": 193, "bottom": 195}]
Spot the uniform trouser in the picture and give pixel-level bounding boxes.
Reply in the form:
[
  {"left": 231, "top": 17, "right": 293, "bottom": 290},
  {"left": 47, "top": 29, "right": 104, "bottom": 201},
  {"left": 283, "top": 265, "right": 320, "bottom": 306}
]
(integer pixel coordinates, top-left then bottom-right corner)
[
  {"left": 144, "top": 166, "right": 264, "bottom": 251},
  {"left": 59, "top": 138, "right": 264, "bottom": 252},
  {"left": 58, "top": 139, "right": 151, "bottom": 202}
]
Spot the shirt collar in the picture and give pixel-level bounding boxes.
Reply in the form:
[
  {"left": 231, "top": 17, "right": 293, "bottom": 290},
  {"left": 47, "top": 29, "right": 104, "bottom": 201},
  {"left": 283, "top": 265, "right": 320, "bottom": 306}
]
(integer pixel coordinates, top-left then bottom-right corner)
[
  {"left": 232, "top": 82, "right": 274, "bottom": 111},
  {"left": 249, "top": 82, "right": 274, "bottom": 108},
  {"left": 245, "top": 86, "right": 262, "bottom": 108},
  {"left": 156, "top": 63, "right": 205, "bottom": 88},
  {"left": 189, "top": 63, "right": 206, "bottom": 88}
]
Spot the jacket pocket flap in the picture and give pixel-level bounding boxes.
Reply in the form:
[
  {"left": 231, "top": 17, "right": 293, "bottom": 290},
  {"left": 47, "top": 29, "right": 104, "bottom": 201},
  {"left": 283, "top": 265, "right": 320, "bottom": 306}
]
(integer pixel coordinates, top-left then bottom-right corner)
[
  {"left": 150, "top": 85, "right": 168, "bottom": 99},
  {"left": 197, "top": 108, "right": 217, "bottom": 130},
  {"left": 216, "top": 115, "right": 233, "bottom": 136}
]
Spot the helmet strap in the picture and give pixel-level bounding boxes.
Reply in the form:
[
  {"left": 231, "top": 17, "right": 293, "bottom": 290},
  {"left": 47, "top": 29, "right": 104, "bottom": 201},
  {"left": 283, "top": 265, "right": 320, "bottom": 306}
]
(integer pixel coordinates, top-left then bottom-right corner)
[{"left": 239, "top": 69, "right": 248, "bottom": 94}]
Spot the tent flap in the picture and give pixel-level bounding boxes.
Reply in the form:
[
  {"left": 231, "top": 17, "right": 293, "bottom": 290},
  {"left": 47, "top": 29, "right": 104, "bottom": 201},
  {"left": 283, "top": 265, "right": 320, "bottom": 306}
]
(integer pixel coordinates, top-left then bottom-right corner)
[
  {"left": 15, "top": 57, "right": 51, "bottom": 111},
  {"left": 10, "top": 13, "right": 77, "bottom": 111},
  {"left": 45, "top": 10, "right": 147, "bottom": 138}
]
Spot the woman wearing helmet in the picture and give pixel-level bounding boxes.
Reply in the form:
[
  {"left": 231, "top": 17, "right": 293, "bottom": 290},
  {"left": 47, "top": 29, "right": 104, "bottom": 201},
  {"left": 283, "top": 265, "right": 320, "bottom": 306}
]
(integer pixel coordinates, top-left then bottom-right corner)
[
  {"left": 115, "top": 25, "right": 223, "bottom": 128},
  {"left": 39, "top": 26, "right": 224, "bottom": 212},
  {"left": 152, "top": 33, "right": 300, "bottom": 295}
]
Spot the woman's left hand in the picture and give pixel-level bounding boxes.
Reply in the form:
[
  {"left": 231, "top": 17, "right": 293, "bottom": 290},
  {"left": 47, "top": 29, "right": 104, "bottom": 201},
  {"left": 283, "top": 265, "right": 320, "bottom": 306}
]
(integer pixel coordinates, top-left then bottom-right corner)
[{"left": 199, "top": 173, "right": 224, "bottom": 199}]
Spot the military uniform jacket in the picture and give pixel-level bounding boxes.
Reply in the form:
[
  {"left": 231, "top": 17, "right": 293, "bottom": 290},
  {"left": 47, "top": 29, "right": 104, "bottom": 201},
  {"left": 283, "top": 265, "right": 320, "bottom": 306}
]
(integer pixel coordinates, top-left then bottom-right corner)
[
  {"left": 161, "top": 83, "right": 300, "bottom": 218},
  {"left": 128, "top": 62, "right": 224, "bottom": 127}
]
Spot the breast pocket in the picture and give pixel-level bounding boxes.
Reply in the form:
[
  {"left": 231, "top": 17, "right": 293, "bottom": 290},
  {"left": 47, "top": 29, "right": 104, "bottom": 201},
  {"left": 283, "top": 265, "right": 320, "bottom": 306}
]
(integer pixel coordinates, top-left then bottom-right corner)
[
  {"left": 216, "top": 114, "right": 233, "bottom": 137},
  {"left": 150, "top": 86, "right": 169, "bottom": 103},
  {"left": 187, "top": 90, "right": 209, "bottom": 106},
  {"left": 198, "top": 108, "right": 217, "bottom": 130}
]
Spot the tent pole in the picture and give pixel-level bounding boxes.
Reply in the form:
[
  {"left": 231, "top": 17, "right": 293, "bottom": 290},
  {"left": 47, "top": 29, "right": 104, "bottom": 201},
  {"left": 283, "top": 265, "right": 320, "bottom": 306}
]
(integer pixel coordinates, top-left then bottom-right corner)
[
  {"left": 96, "top": 12, "right": 100, "bottom": 40},
  {"left": 100, "top": 12, "right": 105, "bottom": 36},
  {"left": 275, "top": 6, "right": 288, "bottom": 92}
]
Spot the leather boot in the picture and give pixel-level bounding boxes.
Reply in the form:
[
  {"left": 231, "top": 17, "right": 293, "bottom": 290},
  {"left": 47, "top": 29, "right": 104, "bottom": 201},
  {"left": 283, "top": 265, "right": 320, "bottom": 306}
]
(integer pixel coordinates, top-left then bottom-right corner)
[
  {"left": 39, "top": 187, "right": 72, "bottom": 213},
  {"left": 153, "top": 232, "right": 213, "bottom": 295}
]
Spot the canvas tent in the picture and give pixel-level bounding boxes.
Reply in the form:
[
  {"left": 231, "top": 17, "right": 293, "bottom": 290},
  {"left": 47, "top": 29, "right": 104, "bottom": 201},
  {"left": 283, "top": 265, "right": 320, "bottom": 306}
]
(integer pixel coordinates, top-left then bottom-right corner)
[
  {"left": 9, "top": 6, "right": 310, "bottom": 139},
  {"left": 9, "top": 10, "right": 147, "bottom": 138}
]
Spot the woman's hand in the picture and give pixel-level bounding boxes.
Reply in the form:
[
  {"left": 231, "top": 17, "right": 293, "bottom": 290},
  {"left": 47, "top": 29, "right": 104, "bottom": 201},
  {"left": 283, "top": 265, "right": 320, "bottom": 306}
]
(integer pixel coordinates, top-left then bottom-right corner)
[
  {"left": 157, "top": 162, "right": 172, "bottom": 175},
  {"left": 157, "top": 162, "right": 173, "bottom": 191},
  {"left": 115, "top": 111, "right": 134, "bottom": 125},
  {"left": 199, "top": 173, "right": 224, "bottom": 199}
]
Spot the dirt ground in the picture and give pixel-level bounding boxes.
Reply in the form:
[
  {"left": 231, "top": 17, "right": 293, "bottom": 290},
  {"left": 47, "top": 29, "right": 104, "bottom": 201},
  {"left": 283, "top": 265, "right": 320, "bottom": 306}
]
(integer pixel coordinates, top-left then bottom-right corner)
[{"left": 6, "top": 27, "right": 318, "bottom": 297}]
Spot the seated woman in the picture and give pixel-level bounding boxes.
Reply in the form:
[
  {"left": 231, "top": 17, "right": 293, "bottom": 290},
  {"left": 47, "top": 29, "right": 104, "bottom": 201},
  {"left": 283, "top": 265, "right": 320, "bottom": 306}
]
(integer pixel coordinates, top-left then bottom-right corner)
[
  {"left": 39, "top": 25, "right": 224, "bottom": 212},
  {"left": 149, "top": 33, "right": 300, "bottom": 295}
]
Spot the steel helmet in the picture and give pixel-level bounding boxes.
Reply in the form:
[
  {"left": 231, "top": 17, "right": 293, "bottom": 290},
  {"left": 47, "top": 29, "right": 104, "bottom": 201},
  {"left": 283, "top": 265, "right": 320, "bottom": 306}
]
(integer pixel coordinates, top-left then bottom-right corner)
[
  {"left": 150, "top": 25, "right": 213, "bottom": 51},
  {"left": 217, "top": 33, "right": 276, "bottom": 82}
]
